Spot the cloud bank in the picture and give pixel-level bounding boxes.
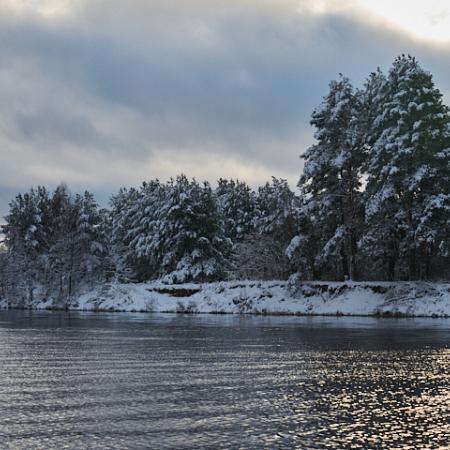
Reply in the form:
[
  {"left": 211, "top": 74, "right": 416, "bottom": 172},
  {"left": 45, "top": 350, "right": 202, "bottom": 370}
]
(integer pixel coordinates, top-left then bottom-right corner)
[{"left": 1, "top": 0, "right": 450, "bottom": 216}]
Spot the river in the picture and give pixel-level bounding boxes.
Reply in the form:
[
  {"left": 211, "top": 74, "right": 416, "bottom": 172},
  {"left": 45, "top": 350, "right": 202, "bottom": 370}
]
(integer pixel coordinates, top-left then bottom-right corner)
[{"left": 0, "top": 311, "right": 448, "bottom": 449}]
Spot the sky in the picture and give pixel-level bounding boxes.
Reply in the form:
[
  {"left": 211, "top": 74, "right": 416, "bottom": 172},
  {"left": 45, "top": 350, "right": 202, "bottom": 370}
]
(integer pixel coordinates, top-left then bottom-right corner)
[{"left": 1, "top": 0, "right": 450, "bottom": 217}]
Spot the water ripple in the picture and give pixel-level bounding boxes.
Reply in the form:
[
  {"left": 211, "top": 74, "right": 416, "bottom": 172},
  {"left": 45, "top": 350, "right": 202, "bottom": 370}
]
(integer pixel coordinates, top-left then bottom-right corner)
[{"left": 0, "top": 312, "right": 448, "bottom": 449}]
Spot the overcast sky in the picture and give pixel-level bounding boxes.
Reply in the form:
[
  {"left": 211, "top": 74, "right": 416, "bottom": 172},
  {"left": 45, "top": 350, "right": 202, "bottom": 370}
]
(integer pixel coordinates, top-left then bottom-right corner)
[{"left": 1, "top": 0, "right": 450, "bottom": 216}]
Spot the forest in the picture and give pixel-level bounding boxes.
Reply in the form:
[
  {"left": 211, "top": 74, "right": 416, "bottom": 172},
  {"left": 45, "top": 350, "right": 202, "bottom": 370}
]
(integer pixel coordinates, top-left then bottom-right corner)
[{"left": 0, "top": 55, "right": 449, "bottom": 302}]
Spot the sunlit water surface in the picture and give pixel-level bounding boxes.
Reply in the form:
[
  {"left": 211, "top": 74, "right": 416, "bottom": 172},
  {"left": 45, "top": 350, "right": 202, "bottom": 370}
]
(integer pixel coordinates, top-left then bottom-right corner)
[{"left": 0, "top": 311, "right": 448, "bottom": 449}]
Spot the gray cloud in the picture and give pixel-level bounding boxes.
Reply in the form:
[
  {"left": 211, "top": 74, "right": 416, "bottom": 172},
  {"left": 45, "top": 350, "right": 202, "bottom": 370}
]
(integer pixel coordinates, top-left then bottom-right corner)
[{"left": 0, "top": 0, "right": 450, "bottom": 220}]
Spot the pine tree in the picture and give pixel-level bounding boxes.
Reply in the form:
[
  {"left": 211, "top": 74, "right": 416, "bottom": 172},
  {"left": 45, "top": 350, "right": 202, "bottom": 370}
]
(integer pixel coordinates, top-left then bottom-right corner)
[
  {"left": 255, "top": 177, "right": 298, "bottom": 244},
  {"left": 297, "top": 75, "right": 365, "bottom": 280},
  {"left": 72, "top": 191, "right": 106, "bottom": 285},
  {"left": 1, "top": 189, "right": 47, "bottom": 302},
  {"left": 127, "top": 180, "right": 166, "bottom": 280},
  {"left": 285, "top": 197, "right": 320, "bottom": 280},
  {"left": 158, "top": 175, "right": 231, "bottom": 283},
  {"left": 363, "top": 55, "right": 450, "bottom": 279},
  {"left": 215, "top": 179, "right": 257, "bottom": 241},
  {"left": 109, "top": 187, "right": 142, "bottom": 281},
  {"left": 42, "top": 185, "right": 106, "bottom": 300}
]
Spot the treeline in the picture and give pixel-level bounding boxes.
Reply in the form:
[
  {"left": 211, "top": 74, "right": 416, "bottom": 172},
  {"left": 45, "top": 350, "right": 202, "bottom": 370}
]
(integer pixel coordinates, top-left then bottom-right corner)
[
  {"left": 0, "top": 55, "right": 449, "bottom": 302},
  {"left": 0, "top": 177, "right": 296, "bottom": 302},
  {"left": 109, "top": 175, "right": 295, "bottom": 283}
]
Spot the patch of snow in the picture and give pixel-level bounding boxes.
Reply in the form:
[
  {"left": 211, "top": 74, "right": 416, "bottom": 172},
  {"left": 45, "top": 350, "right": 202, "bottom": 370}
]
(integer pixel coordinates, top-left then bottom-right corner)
[{"left": 7, "top": 280, "right": 446, "bottom": 318}]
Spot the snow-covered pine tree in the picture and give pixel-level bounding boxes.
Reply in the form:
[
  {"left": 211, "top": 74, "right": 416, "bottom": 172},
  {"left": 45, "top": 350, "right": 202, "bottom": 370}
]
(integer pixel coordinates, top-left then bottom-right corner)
[
  {"left": 96, "top": 207, "right": 116, "bottom": 281},
  {"left": 1, "top": 188, "right": 48, "bottom": 302},
  {"left": 126, "top": 180, "right": 166, "bottom": 280},
  {"left": 72, "top": 191, "right": 106, "bottom": 287},
  {"left": 109, "top": 187, "right": 142, "bottom": 281},
  {"left": 284, "top": 196, "right": 320, "bottom": 280},
  {"left": 215, "top": 178, "right": 257, "bottom": 241},
  {"left": 352, "top": 69, "right": 396, "bottom": 280},
  {"left": 363, "top": 55, "right": 450, "bottom": 280},
  {"left": 157, "top": 175, "right": 231, "bottom": 283},
  {"left": 46, "top": 186, "right": 107, "bottom": 299},
  {"left": 3, "top": 190, "right": 43, "bottom": 257},
  {"left": 255, "top": 177, "right": 298, "bottom": 244},
  {"left": 45, "top": 184, "right": 74, "bottom": 299},
  {"left": 296, "top": 75, "right": 365, "bottom": 280}
]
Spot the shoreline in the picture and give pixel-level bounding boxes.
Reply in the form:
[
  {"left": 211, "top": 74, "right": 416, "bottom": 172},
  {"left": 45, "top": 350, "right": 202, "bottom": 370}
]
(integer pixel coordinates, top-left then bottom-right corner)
[
  {"left": 2, "top": 307, "right": 447, "bottom": 319},
  {"left": 2, "top": 280, "right": 450, "bottom": 318}
]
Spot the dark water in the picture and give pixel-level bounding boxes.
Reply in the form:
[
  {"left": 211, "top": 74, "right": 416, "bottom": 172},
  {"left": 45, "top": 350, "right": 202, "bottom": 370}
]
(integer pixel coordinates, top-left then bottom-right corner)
[{"left": 0, "top": 312, "right": 448, "bottom": 449}]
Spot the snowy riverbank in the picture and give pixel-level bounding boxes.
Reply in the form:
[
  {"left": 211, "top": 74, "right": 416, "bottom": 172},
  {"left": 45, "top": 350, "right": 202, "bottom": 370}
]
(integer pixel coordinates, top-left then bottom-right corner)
[{"left": 3, "top": 280, "right": 450, "bottom": 317}]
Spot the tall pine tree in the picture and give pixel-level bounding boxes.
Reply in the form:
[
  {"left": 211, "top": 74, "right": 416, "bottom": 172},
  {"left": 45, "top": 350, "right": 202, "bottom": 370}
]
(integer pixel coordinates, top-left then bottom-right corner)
[
  {"left": 363, "top": 55, "right": 450, "bottom": 279},
  {"left": 296, "top": 75, "right": 365, "bottom": 280}
]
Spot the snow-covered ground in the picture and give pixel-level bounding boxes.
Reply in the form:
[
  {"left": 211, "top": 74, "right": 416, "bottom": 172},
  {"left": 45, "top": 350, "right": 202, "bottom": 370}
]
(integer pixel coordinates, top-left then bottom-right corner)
[{"left": 5, "top": 280, "right": 449, "bottom": 317}]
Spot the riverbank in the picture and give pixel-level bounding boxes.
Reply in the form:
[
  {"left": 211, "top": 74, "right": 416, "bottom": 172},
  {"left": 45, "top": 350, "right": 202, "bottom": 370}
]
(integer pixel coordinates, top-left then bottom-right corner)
[{"left": 3, "top": 280, "right": 449, "bottom": 317}]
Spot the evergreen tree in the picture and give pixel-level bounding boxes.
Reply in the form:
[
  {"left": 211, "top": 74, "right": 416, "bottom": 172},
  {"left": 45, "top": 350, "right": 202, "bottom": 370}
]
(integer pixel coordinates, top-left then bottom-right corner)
[
  {"left": 127, "top": 180, "right": 166, "bottom": 280},
  {"left": 72, "top": 191, "right": 106, "bottom": 284},
  {"left": 285, "top": 198, "right": 320, "bottom": 280},
  {"left": 297, "top": 75, "right": 365, "bottom": 280},
  {"left": 363, "top": 55, "right": 450, "bottom": 279},
  {"left": 109, "top": 187, "right": 142, "bottom": 281},
  {"left": 1, "top": 188, "right": 48, "bottom": 302},
  {"left": 255, "top": 177, "right": 298, "bottom": 244},
  {"left": 157, "top": 175, "right": 231, "bottom": 283},
  {"left": 215, "top": 179, "right": 257, "bottom": 241}
]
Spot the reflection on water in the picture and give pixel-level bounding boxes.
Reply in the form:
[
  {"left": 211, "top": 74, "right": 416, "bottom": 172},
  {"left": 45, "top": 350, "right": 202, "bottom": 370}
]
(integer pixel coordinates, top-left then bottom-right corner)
[{"left": 0, "top": 312, "right": 448, "bottom": 449}]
